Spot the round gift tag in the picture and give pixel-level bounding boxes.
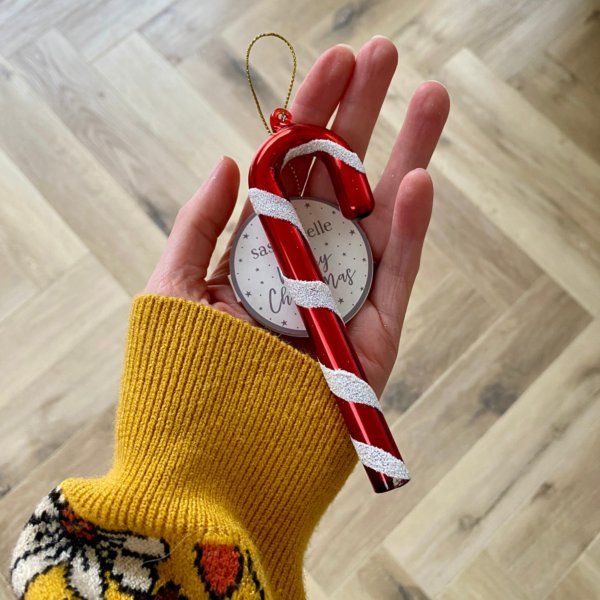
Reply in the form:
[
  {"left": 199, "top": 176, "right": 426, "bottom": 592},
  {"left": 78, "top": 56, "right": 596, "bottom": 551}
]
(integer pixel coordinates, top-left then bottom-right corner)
[{"left": 229, "top": 197, "right": 373, "bottom": 337}]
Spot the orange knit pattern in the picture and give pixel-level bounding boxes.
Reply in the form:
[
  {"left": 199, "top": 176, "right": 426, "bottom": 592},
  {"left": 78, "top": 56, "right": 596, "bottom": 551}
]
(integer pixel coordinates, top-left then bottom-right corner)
[{"left": 11, "top": 295, "right": 357, "bottom": 600}]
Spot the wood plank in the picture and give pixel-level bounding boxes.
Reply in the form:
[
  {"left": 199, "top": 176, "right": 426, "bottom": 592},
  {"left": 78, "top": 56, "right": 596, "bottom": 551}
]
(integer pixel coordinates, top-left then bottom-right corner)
[
  {"left": 382, "top": 272, "right": 497, "bottom": 422},
  {"left": 178, "top": 37, "right": 280, "bottom": 150},
  {"left": 423, "top": 49, "right": 600, "bottom": 316},
  {"left": 508, "top": 53, "right": 600, "bottom": 167},
  {"left": 305, "top": 572, "right": 330, "bottom": 600},
  {"left": 548, "top": 532, "right": 600, "bottom": 600},
  {"left": 0, "top": 572, "right": 15, "bottom": 600},
  {"left": 59, "top": 0, "right": 173, "bottom": 61},
  {"left": 405, "top": 238, "right": 453, "bottom": 315},
  {"left": 0, "top": 254, "right": 129, "bottom": 403},
  {"left": 548, "top": 7, "right": 600, "bottom": 94},
  {"left": 219, "top": 1, "right": 323, "bottom": 97},
  {"left": 437, "top": 550, "right": 529, "bottom": 600},
  {"left": 95, "top": 33, "right": 254, "bottom": 181},
  {"left": 306, "top": 275, "right": 590, "bottom": 594},
  {"left": 0, "top": 406, "right": 115, "bottom": 575},
  {"left": 428, "top": 166, "right": 542, "bottom": 311},
  {"left": 0, "top": 58, "right": 166, "bottom": 294},
  {"left": 95, "top": 33, "right": 256, "bottom": 268},
  {"left": 12, "top": 30, "right": 198, "bottom": 235},
  {"left": 377, "top": 61, "right": 542, "bottom": 310},
  {"left": 390, "top": 0, "right": 590, "bottom": 80},
  {"left": 302, "top": 0, "right": 429, "bottom": 58},
  {"left": 385, "top": 318, "right": 600, "bottom": 597},
  {"left": 0, "top": 0, "right": 87, "bottom": 56},
  {"left": 0, "top": 306, "right": 128, "bottom": 498},
  {"left": 0, "top": 252, "right": 35, "bottom": 324},
  {"left": 141, "top": 0, "right": 249, "bottom": 65},
  {"left": 331, "top": 547, "right": 431, "bottom": 600},
  {"left": 484, "top": 366, "right": 600, "bottom": 598},
  {"left": 0, "top": 146, "right": 86, "bottom": 289},
  {"left": 476, "top": 0, "right": 593, "bottom": 80}
]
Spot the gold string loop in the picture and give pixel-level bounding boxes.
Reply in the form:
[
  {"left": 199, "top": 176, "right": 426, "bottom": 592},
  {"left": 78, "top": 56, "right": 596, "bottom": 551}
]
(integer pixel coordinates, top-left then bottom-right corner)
[{"left": 245, "top": 33, "right": 297, "bottom": 136}]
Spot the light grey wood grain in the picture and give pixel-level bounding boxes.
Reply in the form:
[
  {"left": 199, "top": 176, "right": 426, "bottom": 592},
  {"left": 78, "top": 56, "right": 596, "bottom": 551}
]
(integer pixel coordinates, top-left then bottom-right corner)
[
  {"left": 0, "top": 146, "right": 86, "bottom": 290},
  {"left": 548, "top": 531, "right": 600, "bottom": 600},
  {"left": 307, "top": 276, "right": 591, "bottom": 593},
  {"left": 12, "top": 30, "right": 198, "bottom": 234},
  {"left": 509, "top": 53, "right": 600, "bottom": 167},
  {"left": 548, "top": 6, "right": 600, "bottom": 94},
  {"left": 0, "top": 253, "right": 35, "bottom": 324},
  {"left": 437, "top": 549, "right": 529, "bottom": 600},
  {"left": 95, "top": 33, "right": 254, "bottom": 182},
  {"left": 428, "top": 166, "right": 542, "bottom": 311},
  {"left": 59, "top": 0, "right": 173, "bottom": 61},
  {"left": 428, "top": 50, "right": 600, "bottom": 315},
  {"left": 178, "top": 37, "right": 279, "bottom": 150},
  {"left": 333, "top": 547, "right": 431, "bottom": 600},
  {"left": 0, "top": 406, "right": 115, "bottom": 576},
  {"left": 486, "top": 369, "right": 600, "bottom": 599},
  {"left": 95, "top": 33, "right": 256, "bottom": 272},
  {"left": 382, "top": 272, "right": 498, "bottom": 421},
  {"left": 0, "top": 254, "right": 129, "bottom": 403},
  {"left": 390, "top": 0, "right": 591, "bottom": 80},
  {"left": 386, "top": 318, "right": 600, "bottom": 597},
  {"left": 0, "top": 0, "right": 87, "bottom": 56},
  {"left": 0, "top": 306, "right": 128, "bottom": 498},
  {"left": 0, "top": 58, "right": 166, "bottom": 294},
  {"left": 141, "top": 0, "right": 249, "bottom": 65},
  {"left": 0, "top": 571, "right": 15, "bottom": 600}
]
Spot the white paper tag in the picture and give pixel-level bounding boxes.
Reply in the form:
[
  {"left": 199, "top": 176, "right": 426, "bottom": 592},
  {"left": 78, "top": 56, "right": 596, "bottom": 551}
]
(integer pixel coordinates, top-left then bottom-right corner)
[{"left": 229, "top": 197, "right": 373, "bottom": 337}]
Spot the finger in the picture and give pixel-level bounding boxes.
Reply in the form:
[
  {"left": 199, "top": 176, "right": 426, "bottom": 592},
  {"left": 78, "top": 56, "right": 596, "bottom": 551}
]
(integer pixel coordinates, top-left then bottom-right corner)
[
  {"left": 209, "top": 45, "right": 356, "bottom": 279},
  {"left": 365, "top": 81, "right": 449, "bottom": 260},
  {"left": 364, "top": 168, "right": 433, "bottom": 349},
  {"left": 145, "top": 156, "right": 240, "bottom": 302},
  {"left": 306, "top": 36, "right": 398, "bottom": 199},
  {"left": 280, "top": 43, "right": 356, "bottom": 194}
]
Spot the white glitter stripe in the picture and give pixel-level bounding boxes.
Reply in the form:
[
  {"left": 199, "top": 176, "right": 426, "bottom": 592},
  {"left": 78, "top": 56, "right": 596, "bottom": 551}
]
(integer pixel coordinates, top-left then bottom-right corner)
[
  {"left": 249, "top": 188, "right": 308, "bottom": 240},
  {"left": 282, "top": 275, "right": 342, "bottom": 318},
  {"left": 319, "top": 364, "right": 382, "bottom": 411},
  {"left": 282, "top": 139, "right": 366, "bottom": 174},
  {"left": 352, "top": 439, "right": 411, "bottom": 482}
]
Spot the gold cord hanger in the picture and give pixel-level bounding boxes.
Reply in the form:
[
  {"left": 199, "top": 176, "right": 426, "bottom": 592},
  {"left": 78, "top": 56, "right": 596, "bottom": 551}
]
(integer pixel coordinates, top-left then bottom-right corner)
[{"left": 245, "top": 33, "right": 302, "bottom": 195}]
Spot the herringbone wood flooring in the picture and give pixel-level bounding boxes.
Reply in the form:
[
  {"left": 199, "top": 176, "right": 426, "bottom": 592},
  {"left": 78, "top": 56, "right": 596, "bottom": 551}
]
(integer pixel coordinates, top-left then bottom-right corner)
[{"left": 1, "top": 1, "right": 600, "bottom": 599}]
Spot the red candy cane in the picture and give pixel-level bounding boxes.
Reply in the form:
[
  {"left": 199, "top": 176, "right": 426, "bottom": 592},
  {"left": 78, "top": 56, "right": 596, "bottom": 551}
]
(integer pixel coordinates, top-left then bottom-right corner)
[{"left": 248, "top": 108, "right": 410, "bottom": 493}]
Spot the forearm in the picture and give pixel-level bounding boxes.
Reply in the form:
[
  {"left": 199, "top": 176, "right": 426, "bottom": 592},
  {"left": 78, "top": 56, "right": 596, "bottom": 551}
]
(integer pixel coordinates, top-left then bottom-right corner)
[{"left": 11, "top": 295, "right": 356, "bottom": 600}]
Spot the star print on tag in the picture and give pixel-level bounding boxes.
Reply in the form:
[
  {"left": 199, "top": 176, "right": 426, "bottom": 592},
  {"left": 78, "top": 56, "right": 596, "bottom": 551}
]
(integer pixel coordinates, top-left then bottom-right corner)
[{"left": 229, "top": 197, "right": 373, "bottom": 337}]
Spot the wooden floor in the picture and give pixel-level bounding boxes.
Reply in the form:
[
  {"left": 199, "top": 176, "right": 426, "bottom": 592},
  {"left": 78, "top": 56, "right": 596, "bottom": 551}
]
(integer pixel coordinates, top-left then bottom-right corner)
[{"left": 1, "top": 1, "right": 600, "bottom": 599}]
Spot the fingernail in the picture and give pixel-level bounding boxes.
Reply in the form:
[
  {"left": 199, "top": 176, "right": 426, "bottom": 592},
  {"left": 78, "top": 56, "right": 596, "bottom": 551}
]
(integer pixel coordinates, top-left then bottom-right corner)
[
  {"left": 372, "top": 35, "right": 389, "bottom": 40},
  {"left": 336, "top": 43, "right": 354, "bottom": 53}
]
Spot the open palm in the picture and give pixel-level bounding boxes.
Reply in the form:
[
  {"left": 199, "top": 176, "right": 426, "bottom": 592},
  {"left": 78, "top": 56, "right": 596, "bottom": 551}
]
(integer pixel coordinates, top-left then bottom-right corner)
[{"left": 145, "top": 37, "right": 449, "bottom": 398}]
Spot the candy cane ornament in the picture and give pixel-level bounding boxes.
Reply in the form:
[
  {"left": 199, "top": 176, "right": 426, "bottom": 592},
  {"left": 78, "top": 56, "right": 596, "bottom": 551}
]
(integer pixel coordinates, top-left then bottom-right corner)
[{"left": 248, "top": 108, "right": 410, "bottom": 493}]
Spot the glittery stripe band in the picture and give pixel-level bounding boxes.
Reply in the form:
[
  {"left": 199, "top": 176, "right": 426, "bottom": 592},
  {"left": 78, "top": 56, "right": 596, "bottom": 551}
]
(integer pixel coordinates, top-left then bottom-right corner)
[
  {"left": 351, "top": 439, "right": 411, "bottom": 482},
  {"left": 249, "top": 188, "right": 308, "bottom": 240},
  {"left": 319, "top": 364, "right": 382, "bottom": 411},
  {"left": 251, "top": 159, "right": 408, "bottom": 483},
  {"left": 282, "top": 275, "right": 342, "bottom": 318},
  {"left": 282, "top": 139, "right": 366, "bottom": 174}
]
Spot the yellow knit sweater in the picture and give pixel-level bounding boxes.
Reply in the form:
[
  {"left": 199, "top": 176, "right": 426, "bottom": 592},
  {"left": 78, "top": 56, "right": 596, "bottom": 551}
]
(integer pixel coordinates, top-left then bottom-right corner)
[{"left": 10, "top": 295, "right": 357, "bottom": 600}]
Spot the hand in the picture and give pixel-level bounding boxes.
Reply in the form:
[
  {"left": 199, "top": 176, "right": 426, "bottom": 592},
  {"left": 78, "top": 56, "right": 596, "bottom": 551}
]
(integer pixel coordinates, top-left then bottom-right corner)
[{"left": 145, "top": 37, "right": 450, "bottom": 397}]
